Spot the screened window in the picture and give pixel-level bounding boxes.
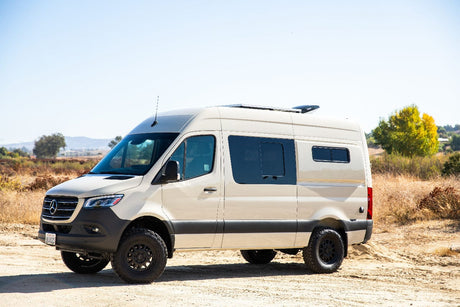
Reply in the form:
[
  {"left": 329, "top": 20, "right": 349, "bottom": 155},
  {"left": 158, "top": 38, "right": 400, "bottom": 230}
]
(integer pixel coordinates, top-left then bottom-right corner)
[
  {"left": 312, "top": 146, "right": 350, "bottom": 163},
  {"left": 228, "top": 136, "right": 296, "bottom": 185},
  {"left": 260, "top": 142, "right": 285, "bottom": 176},
  {"left": 168, "top": 135, "right": 215, "bottom": 180}
]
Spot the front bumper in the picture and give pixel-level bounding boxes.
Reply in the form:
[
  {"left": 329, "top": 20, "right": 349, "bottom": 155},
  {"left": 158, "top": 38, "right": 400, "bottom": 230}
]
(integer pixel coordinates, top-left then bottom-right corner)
[{"left": 38, "top": 207, "right": 130, "bottom": 253}]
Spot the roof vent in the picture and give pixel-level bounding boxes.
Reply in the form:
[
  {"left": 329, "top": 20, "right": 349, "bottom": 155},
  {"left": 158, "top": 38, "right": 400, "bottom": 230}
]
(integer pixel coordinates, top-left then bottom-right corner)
[
  {"left": 292, "top": 105, "right": 320, "bottom": 113},
  {"left": 224, "top": 104, "right": 319, "bottom": 114}
]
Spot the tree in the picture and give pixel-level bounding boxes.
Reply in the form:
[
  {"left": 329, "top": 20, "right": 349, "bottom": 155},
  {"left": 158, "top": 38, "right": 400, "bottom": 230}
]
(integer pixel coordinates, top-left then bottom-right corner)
[
  {"left": 33, "top": 133, "right": 66, "bottom": 158},
  {"left": 451, "top": 134, "right": 460, "bottom": 151},
  {"left": 108, "top": 136, "right": 122, "bottom": 149},
  {"left": 0, "top": 147, "right": 8, "bottom": 157},
  {"left": 365, "top": 133, "right": 379, "bottom": 148},
  {"left": 437, "top": 126, "right": 448, "bottom": 138},
  {"left": 372, "top": 105, "right": 439, "bottom": 157}
]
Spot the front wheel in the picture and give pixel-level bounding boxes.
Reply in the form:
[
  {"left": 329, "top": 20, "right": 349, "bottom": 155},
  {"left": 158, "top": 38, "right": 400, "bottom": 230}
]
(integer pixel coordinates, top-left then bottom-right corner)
[
  {"left": 303, "top": 228, "right": 344, "bottom": 273},
  {"left": 111, "top": 228, "right": 167, "bottom": 284},
  {"left": 61, "top": 251, "right": 109, "bottom": 274},
  {"left": 241, "top": 249, "right": 277, "bottom": 264}
]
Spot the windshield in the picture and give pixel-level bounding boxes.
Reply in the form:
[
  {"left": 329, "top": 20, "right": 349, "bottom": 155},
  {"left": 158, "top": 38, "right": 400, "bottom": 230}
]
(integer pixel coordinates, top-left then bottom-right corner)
[{"left": 90, "top": 133, "right": 179, "bottom": 175}]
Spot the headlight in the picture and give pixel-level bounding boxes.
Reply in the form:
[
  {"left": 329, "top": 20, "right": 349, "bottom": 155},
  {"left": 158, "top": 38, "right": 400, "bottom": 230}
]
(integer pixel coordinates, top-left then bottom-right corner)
[{"left": 84, "top": 195, "right": 123, "bottom": 209}]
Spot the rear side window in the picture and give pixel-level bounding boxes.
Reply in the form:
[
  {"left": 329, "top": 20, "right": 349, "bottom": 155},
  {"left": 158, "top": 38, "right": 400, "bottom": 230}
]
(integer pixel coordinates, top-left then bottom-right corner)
[
  {"left": 228, "top": 136, "right": 296, "bottom": 185},
  {"left": 312, "top": 146, "right": 350, "bottom": 163}
]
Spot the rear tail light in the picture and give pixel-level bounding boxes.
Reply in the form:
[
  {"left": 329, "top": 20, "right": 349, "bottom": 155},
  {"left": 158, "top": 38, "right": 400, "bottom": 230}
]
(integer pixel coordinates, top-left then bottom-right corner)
[{"left": 367, "top": 187, "right": 373, "bottom": 220}]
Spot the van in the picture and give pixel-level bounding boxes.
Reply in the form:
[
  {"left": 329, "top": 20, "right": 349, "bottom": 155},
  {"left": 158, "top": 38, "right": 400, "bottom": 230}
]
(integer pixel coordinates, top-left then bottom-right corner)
[{"left": 38, "top": 105, "right": 373, "bottom": 283}]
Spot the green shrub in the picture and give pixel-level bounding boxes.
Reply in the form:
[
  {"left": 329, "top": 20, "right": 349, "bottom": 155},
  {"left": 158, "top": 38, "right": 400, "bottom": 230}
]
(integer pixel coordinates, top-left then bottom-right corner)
[
  {"left": 442, "top": 153, "right": 460, "bottom": 177},
  {"left": 0, "top": 147, "right": 29, "bottom": 158}
]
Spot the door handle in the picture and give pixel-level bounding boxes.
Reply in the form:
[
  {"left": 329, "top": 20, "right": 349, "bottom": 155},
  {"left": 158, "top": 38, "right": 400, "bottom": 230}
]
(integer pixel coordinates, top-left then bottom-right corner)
[{"left": 204, "top": 187, "right": 217, "bottom": 192}]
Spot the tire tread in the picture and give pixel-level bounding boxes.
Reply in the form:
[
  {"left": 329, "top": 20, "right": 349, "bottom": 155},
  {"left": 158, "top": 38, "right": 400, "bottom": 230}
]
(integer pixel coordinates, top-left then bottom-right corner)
[
  {"left": 241, "top": 249, "right": 277, "bottom": 264},
  {"left": 111, "top": 228, "right": 167, "bottom": 284},
  {"left": 303, "top": 227, "right": 344, "bottom": 273}
]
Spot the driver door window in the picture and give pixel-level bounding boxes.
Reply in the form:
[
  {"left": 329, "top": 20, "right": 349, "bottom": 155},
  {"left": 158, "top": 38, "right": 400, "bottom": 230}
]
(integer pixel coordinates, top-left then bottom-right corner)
[{"left": 168, "top": 135, "right": 215, "bottom": 180}]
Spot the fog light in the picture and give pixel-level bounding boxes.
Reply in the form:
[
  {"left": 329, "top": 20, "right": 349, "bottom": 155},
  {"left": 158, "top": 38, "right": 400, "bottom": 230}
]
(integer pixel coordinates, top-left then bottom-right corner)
[{"left": 91, "top": 226, "right": 100, "bottom": 233}]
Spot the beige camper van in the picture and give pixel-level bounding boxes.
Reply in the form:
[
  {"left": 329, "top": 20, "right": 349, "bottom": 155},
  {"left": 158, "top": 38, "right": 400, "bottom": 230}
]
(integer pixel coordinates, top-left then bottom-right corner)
[{"left": 38, "top": 105, "right": 373, "bottom": 283}]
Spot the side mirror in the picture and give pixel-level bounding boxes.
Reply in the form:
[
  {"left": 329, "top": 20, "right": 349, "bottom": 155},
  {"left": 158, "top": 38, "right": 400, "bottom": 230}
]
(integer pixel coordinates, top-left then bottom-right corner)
[{"left": 160, "top": 160, "right": 179, "bottom": 183}]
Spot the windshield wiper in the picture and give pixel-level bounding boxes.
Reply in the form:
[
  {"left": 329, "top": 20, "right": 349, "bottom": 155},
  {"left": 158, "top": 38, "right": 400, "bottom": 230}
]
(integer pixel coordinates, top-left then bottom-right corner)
[
  {"left": 88, "top": 170, "right": 130, "bottom": 175},
  {"left": 101, "top": 171, "right": 128, "bottom": 175}
]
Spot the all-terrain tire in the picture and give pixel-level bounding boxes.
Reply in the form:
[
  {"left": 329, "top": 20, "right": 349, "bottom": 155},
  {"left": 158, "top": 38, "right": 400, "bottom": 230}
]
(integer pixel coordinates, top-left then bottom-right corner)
[
  {"left": 61, "top": 251, "right": 109, "bottom": 274},
  {"left": 303, "top": 227, "right": 344, "bottom": 273},
  {"left": 111, "top": 228, "right": 167, "bottom": 284},
  {"left": 241, "top": 249, "right": 277, "bottom": 264}
]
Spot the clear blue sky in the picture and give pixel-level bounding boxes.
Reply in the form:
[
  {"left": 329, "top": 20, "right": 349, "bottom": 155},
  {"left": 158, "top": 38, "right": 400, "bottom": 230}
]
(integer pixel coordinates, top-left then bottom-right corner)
[{"left": 1, "top": 0, "right": 459, "bottom": 144}]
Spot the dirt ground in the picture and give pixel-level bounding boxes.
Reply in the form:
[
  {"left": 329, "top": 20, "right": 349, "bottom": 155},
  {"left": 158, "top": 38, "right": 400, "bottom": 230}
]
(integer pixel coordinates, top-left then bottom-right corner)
[{"left": 0, "top": 221, "right": 459, "bottom": 306}]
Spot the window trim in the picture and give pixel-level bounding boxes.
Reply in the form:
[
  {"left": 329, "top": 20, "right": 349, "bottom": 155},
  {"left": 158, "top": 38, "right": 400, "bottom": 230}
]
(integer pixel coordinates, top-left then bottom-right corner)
[{"left": 312, "top": 146, "right": 350, "bottom": 163}]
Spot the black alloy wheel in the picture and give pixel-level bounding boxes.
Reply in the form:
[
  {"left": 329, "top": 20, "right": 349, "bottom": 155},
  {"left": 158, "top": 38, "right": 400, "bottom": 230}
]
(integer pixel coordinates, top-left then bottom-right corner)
[
  {"left": 111, "top": 228, "right": 167, "bottom": 284},
  {"left": 61, "top": 251, "right": 109, "bottom": 274},
  {"left": 303, "top": 227, "right": 345, "bottom": 273}
]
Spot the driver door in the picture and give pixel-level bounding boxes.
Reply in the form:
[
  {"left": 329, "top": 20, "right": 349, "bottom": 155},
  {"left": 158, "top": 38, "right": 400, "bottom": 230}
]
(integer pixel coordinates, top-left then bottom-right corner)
[{"left": 160, "top": 132, "right": 222, "bottom": 249}]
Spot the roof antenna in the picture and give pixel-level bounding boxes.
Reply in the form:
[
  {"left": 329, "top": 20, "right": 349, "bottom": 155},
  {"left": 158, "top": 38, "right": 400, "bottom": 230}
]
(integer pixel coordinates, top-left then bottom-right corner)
[{"left": 151, "top": 96, "right": 159, "bottom": 127}]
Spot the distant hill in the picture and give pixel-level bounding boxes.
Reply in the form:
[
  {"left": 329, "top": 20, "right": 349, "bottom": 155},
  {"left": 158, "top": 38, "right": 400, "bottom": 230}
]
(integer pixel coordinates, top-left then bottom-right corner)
[
  {"left": 1, "top": 136, "right": 112, "bottom": 152},
  {"left": 64, "top": 136, "right": 112, "bottom": 150}
]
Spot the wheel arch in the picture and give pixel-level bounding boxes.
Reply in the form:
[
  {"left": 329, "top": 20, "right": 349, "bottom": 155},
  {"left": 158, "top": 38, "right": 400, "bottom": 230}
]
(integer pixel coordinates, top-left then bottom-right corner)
[
  {"left": 313, "top": 218, "right": 348, "bottom": 258},
  {"left": 121, "top": 216, "right": 175, "bottom": 258}
]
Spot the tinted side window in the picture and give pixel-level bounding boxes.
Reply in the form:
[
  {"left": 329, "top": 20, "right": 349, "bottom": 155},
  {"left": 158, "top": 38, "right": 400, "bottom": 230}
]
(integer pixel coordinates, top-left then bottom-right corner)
[
  {"left": 312, "top": 146, "right": 350, "bottom": 163},
  {"left": 228, "top": 136, "right": 296, "bottom": 185},
  {"left": 311, "top": 147, "right": 330, "bottom": 162},
  {"left": 168, "top": 135, "right": 215, "bottom": 180},
  {"left": 331, "top": 148, "right": 349, "bottom": 163},
  {"left": 184, "top": 136, "right": 215, "bottom": 179},
  {"left": 260, "top": 142, "right": 285, "bottom": 176}
]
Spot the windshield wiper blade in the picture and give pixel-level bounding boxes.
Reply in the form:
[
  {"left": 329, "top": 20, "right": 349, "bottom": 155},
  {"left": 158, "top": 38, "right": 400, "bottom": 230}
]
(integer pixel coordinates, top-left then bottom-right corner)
[
  {"left": 88, "top": 170, "right": 126, "bottom": 175},
  {"left": 101, "top": 171, "right": 126, "bottom": 174}
]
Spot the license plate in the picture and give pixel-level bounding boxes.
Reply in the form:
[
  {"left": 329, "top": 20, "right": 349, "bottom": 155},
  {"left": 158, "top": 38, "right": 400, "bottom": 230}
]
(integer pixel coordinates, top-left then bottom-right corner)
[{"left": 45, "top": 233, "right": 56, "bottom": 246}]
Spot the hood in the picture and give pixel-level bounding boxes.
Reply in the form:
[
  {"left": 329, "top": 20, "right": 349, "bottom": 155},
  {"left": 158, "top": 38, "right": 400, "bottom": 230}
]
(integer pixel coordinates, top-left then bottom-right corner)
[{"left": 46, "top": 174, "right": 143, "bottom": 198}]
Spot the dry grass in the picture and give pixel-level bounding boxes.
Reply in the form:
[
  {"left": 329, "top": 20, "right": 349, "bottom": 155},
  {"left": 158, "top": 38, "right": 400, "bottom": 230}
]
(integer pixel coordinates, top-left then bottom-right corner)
[
  {"left": 0, "top": 172, "right": 73, "bottom": 224},
  {"left": 0, "top": 157, "right": 97, "bottom": 177},
  {"left": 0, "top": 190, "right": 45, "bottom": 224},
  {"left": 373, "top": 174, "right": 460, "bottom": 225},
  {"left": 0, "top": 158, "right": 89, "bottom": 225},
  {"left": 418, "top": 186, "right": 460, "bottom": 219}
]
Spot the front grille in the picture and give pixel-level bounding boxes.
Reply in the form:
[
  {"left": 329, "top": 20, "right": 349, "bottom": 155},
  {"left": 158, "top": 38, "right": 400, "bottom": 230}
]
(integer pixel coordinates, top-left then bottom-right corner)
[
  {"left": 42, "top": 196, "right": 78, "bottom": 221},
  {"left": 42, "top": 223, "right": 72, "bottom": 234}
]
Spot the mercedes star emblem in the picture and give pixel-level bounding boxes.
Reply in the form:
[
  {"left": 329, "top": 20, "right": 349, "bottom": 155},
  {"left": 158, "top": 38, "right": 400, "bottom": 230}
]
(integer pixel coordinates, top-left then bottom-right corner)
[{"left": 49, "top": 199, "right": 58, "bottom": 215}]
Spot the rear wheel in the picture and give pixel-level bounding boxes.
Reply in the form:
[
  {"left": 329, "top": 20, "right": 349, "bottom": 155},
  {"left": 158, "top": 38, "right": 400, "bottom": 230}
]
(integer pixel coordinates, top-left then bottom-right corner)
[
  {"left": 241, "top": 249, "right": 277, "bottom": 264},
  {"left": 111, "top": 228, "right": 167, "bottom": 284},
  {"left": 61, "top": 251, "right": 109, "bottom": 274},
  {"left": 303, "top": 227, "right": 344, "bottom": 273}
]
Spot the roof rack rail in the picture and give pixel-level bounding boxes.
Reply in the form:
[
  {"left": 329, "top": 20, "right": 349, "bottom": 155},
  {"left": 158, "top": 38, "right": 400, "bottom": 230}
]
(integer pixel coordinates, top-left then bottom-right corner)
[{"left": 224, "top": 104, "right": 319, "bottom": 114}]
